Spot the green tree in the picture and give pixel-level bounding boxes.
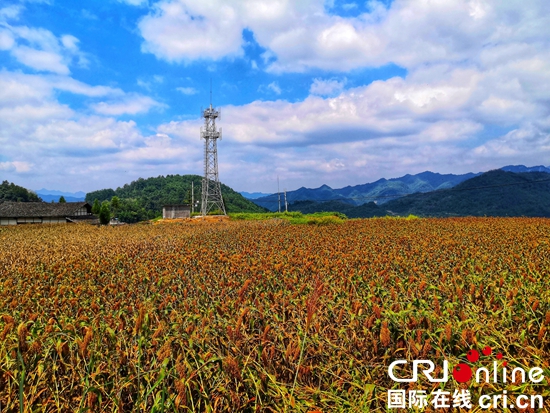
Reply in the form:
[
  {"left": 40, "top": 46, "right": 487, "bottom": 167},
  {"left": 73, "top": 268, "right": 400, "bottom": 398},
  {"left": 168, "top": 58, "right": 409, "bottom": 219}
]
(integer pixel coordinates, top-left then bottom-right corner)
[
  {"left": 0, "top": 180, "right": 41, "bottom": 202},
  {"left": 99, "top": 201, "right": 111, "bottom": 225},
  {"left": 92, "top": 199, "right": 101, "bottom": 214},
  {"left": 59, "top": 196, "right": 66, "bottom": 203},
  {"left": 111, "top": 196, "right": 120, "bottom": 218}
]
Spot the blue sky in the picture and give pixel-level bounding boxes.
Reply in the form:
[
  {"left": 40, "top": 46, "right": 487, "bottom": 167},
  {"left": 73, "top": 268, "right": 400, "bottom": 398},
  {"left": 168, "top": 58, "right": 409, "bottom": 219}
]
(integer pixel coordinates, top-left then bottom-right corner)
[{"left": 1, "top": 0, "right": 549, "bottom": 193}]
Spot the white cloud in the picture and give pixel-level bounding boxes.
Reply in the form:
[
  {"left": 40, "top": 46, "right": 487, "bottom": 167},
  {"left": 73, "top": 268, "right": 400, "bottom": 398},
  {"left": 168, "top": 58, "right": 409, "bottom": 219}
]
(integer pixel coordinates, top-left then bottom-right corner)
[
  {"left": 81, "top": 9, "right": 98, "bottom": 20},
  {"left": 139, "top": 0, "right": 245, "bottom": 61},
  {"left": 49, "top": 76, "right": 124, "bottom": 97},
  {"left": 176, "top": 86, "right": 197, "bottom": 95},
  {"left": 136, "top": 0, "right": 550, "bottom": 75},
  {"left": 137, "top": 79, "right": 151, "bottom": 90},
  {"left": 266, "top": 81, "right": 281, "bottom": 95},
  {"left": 0, "top": 29, "right": 15, "bottom": 50},
  {"left": 91, "top": 94, "right": 165, "bottom": 116},
  {"left": 118, "top": 0, "right": 148, "bottom": 6},
  {"left": 148, "top": 41, "right": 550, "bottom": 191},
  {"left": 0, "top": 19, "right": 89, "bottom": 74},
  {"left": 0, "top": 161, "right": 32, "bottom": 173},
  {"left": 0, "top": 70, "right": 168, "bottom": 189},
  {"left": 0, "top": 71, "right": 123, "bottom": 105},
  {"left": 472, "top": 124, "right": 550, "bottom": 159},
  {"left": 0, "top": 5, "right": 22, "bottom": 20},
  {"left": 12, "top": 46, "right": 70, "bottom": 74},
  {"left": 310, "top": 78, "right": 346, "bottom": 96},
  {"left": 60, "top": 34, "right": 79, "bottom": 52},
  {"left": 3, "top": 0, "right": 550, "bottom": 193}
]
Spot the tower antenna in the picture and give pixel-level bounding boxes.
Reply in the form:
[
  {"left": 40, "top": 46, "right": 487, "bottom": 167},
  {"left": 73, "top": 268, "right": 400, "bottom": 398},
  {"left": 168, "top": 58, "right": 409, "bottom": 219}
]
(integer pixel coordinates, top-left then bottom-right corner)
[
  {"left": 200, "top": 82, "right": 226, "bottom": 216},
  {"left": 277, "top": 176, "right": 281, "bottom": 213}
]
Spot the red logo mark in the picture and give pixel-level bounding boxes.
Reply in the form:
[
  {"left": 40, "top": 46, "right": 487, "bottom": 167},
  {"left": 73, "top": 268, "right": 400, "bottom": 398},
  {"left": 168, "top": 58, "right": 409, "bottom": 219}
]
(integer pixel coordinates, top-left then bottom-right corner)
[
  {"left": 452, "top": 363, "right": 473, "bottom": 383},
  {"left": 467, "top": 349, "right": 479, "bottom": 363}
]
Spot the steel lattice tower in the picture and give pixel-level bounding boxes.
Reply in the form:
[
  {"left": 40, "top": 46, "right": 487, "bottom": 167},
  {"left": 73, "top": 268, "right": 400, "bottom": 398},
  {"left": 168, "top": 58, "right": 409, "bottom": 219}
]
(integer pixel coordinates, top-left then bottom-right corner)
[{"left": 200, "top": 102, "right": 226, "bottom": 215}]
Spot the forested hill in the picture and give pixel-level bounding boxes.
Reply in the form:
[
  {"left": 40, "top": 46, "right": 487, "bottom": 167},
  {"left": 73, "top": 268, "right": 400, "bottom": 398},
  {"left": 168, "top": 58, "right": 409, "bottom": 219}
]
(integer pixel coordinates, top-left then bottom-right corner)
[
  {"left": 382, "top": 170, "right": 550, "bottom": 217},
  {"left": 86, "top": 174, "right": 266, "bottom": 222},
  {"left": 0, "top": 180, "right": 41, "bottom": 202},
  {"left": 287, "top": 170, "right": 550, "bottom": 218}
]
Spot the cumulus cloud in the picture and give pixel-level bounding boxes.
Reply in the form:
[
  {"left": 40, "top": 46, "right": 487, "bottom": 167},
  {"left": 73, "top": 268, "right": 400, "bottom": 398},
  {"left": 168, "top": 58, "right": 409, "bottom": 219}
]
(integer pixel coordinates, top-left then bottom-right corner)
[
  {"left": 139, "top": 0, "right": 245, "bottom": 61},
  {"left": 0, "top": 29, "right": 15, "bottom": 50},
  {"left": 136, "top": 0, "right": 550, "bottom": 74},
  {"left": 12, "top": 46, "right": 70, "bottom": 74},
  {"left": 472, "top": 124, "right": 550, "bottom": 159},
  {"left": 0, "top": 69, "right": 176, "bottom": 190},
  {"left": 0, "top": 12, "right": 89, "bottom": 74},
  {"left": 91, "top": 94, "right": 165, "bottom": 116},
  {"left": 151, "top": 42, "right": 550, "bottom": 191},
  {"left": 310, "top": 78, "right": 346, "bottom": 96},
  {"left": 0, "top": 5, "right": 22, "bottom": 20},
  {"left": 0, "top": 161, "right": 32, "bottom": 173},
  {"left": 3, "top": 0, "right": 550, "bottom": 193}
]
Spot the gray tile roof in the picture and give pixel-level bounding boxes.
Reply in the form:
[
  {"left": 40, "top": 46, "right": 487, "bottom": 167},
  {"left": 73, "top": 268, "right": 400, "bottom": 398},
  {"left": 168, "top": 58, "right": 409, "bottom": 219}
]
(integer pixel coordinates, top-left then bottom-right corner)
[{"left": 0, "top": 201, "right": 91, "bottom": 218}]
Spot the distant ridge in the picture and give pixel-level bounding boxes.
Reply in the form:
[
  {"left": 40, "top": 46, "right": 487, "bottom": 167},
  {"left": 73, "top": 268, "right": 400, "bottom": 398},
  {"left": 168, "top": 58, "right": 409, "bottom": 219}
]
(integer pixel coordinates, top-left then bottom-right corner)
[
  {"left": 253, "top": 171, "right": 481, "bottom": 211},
  {"left": 255, "top": 165, "right": 550, "bottom": 212},
  {"left": 36, "top": 189, "right": 87, "bottom": 198},
  {"left": 381, "top": 170, "right": 550, "bottom": 217},
  {"left": 240, "top": 191, "right": 271, "bottom": 199},
  {"left": 500, "top": 165, "right": 550, "bottom": 173},
  {"left": 289, "top": 170, "right": 550, "bottom": 218}
]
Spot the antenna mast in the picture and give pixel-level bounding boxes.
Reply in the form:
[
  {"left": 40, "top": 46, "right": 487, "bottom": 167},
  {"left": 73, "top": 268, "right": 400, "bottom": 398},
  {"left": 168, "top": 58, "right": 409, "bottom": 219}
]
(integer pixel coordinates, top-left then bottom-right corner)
[
  {"left": 200, "top": 82, "right": 226, "bottom": 216},
  {"left": 277, "top": 176, "right": 281, "bottom": 213}
]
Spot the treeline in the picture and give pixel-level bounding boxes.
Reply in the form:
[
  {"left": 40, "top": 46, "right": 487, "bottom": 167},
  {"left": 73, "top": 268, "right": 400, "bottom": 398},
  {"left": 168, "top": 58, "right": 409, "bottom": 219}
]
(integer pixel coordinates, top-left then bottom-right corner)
[
  {"left": 0, "top": 180, "right": 41, "bottom": 202},
  {"left": 86, "top": 174, "right": 266, "bottom": 223}
]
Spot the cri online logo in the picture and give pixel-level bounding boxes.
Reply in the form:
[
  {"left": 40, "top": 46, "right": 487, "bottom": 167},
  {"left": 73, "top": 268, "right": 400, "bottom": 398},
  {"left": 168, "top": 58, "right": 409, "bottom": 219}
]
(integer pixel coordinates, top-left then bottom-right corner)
[{"left": 388, "top": 346, "right": 545, "bottom": 384}]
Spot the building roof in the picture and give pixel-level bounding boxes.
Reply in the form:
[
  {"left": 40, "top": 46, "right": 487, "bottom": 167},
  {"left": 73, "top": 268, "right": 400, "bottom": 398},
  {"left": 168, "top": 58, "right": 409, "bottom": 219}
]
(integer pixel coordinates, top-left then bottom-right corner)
[
  {"left": 0, "top": 201, "right": 91, "bottom": 218},
  {"left": 163, "top": 204, "right": 191, "bottom": 208}
]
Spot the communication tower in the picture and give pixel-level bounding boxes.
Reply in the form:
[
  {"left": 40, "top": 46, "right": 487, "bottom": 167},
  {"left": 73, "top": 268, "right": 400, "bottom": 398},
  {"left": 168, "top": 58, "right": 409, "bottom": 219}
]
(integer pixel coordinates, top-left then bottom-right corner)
[{"left": 200, "top": 90, "right": 226, "bottom": 216}]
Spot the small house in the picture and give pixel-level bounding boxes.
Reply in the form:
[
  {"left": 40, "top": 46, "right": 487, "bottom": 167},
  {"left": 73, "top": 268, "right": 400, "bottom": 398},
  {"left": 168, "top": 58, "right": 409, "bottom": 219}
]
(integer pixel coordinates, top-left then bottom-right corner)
[
  {"left": 0, "top": 201, "right": 94, "bottom": 225},
  {"left": 162, "top": 204, "right": 191, "bottom": 219}
]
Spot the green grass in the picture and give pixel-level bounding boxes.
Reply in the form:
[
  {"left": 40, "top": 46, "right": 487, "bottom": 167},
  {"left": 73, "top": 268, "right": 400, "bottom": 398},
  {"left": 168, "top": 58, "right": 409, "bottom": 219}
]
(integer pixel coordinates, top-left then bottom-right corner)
[
  {"left": 228, "top": 211, "right": 347, "bottom": 225},
  {"left": 373, "top": 214, "right": 421, "bottom": 220}
]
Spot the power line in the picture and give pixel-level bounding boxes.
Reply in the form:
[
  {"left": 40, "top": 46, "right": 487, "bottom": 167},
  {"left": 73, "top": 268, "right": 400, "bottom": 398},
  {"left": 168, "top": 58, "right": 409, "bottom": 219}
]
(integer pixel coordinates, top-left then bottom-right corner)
[{"left": 250, "top": 177, "right": 550, "bottom": 205}]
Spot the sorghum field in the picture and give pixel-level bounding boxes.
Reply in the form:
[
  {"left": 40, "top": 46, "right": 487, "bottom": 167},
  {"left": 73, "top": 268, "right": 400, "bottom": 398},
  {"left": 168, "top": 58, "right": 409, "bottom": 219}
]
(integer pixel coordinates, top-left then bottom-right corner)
[{"left": 0, "top": 217, "right": 549, "bottom": 412}]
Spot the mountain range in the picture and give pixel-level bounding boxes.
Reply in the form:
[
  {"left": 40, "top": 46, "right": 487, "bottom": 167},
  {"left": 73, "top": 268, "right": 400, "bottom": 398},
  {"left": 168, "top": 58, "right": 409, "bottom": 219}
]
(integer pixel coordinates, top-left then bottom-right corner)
[
  {"left": 35, "top": 189, "right": 86, "bottom": 203},
  {"left": 380, "top": 170, "right": 550, "bottom": 217},
  {"left": 239, "top": 191, "right": 271, "bottom": 199},
  {"left": 287, "top": 169, "right": 550, "bottom": 218},
  {"left": 251, "top": 165, "right": 550, "bottom": 211}
]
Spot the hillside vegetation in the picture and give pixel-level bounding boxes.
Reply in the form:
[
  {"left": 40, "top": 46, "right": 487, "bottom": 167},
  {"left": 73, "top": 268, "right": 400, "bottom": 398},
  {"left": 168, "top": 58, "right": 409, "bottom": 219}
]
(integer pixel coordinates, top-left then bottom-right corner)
[
  {"left": 253, "top": 170, "right": 480, "bottom": 210},
  {"left": 86, "top": 174, "right": 266, "bottom": 223},
  {"left": 383, "top": 170, "right": 550, "bottom": 217},
  {"left": 0, "top": 180, "right": 41, "bottom": 202},
  {"left": 288, "top": 170, "right": 550, "bottom": 218}
]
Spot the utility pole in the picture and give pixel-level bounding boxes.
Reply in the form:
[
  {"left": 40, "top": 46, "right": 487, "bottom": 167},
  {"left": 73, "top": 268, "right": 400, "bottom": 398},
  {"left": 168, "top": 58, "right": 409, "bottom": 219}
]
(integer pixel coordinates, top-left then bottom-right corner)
[
  {"left": 200, "top": 83, "right": 226, "bottom": 216},
  {"left": 284, "top": 189, "right": 288, "bottom": 212},
  {"left": 277, "top": 176, "right": 281, "bottom": 213},
  {"left": 191, "top": 181, "right": 194, "bottom": 214}
]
